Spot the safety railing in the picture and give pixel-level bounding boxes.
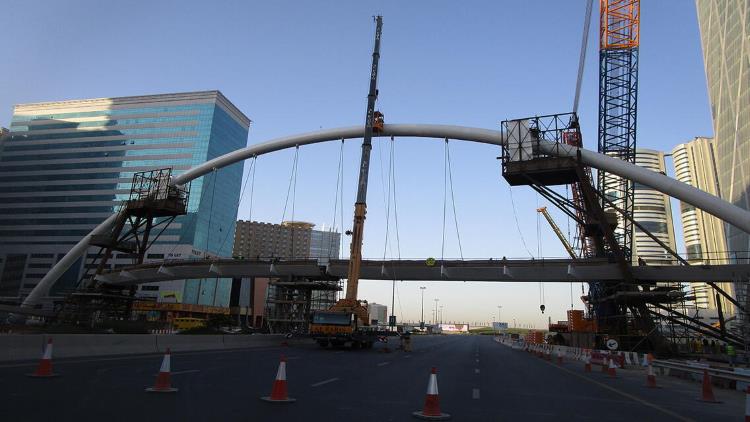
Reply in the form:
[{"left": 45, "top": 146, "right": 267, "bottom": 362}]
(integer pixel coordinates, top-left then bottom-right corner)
[{"left": 652, "top": 359, "right": 750, "bottom": 383}]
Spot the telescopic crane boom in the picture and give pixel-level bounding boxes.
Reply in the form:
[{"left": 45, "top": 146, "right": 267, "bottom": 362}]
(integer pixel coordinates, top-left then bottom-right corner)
[
  {"left": 330, "top": 16, "right": 384, "bottom": 326},
  {"left": 537, "top": 206, "right": 577, "bottom": 259}
]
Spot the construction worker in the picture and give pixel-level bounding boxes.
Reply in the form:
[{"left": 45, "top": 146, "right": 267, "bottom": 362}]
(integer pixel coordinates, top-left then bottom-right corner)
[
  {"left": 402, "top": 332, "right": 412, "bottom": 352},
  {"left": 727, "top": 343, "right": 736, "bottom": 367}
]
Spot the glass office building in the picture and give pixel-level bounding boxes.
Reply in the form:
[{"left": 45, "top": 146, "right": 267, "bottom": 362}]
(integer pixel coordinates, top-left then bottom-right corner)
[
  {"left": 0, "top": 91, "right": 250, "bottom": 307},
  {"left": 696, "top": 0, "right": 750, "bottom": 262}
]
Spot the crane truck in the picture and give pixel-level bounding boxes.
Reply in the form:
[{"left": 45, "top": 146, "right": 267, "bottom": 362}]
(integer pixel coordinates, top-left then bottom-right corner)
[{"left": 310, "top": 16, "right": 393, "bottom": 349}]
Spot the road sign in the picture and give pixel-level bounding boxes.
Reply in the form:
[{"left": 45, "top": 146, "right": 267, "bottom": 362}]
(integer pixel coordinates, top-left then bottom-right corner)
[{"left": 606, "top": 338, "right": 619, "bottom": 350}]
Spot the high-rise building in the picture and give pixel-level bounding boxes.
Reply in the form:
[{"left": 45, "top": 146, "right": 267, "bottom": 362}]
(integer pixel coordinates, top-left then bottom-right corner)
[
  {"left": 232, "top": 220, "right": 340, "bottom": 260},
  {"left": 368, "top": 302, "right": 387, "bottom": 325},
  {"left": 696, "top": 0, "right": 750, "bottom": 262},
  {"left": 672, "top": 137, "right": 733, "bottom": 314},
  {"left": 0, "top": 91, "right": 250, "bottom": 308},
  {"left": 630, "top": 149, "right": 678, "bottom": 265}
]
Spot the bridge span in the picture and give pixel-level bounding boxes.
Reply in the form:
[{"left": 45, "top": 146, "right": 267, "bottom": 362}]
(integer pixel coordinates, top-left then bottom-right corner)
[{"left": 95, "top": 258, "right": 750, "bottom": 285}]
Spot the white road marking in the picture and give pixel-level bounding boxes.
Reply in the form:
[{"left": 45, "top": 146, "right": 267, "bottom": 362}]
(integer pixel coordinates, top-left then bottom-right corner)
[
  {"left": 472, "top": 388, "right": 480, "bottom": 399},
  {"left": 475, "top": 368, "right": 480, "bottom": 374},
  {"left": 311, "top": 377, "right": 340, "bottom": 387},
  {"left": 377, "top": 361, "right": 390, "bottom": 367},
  {"left": 404, "top": 355, "right": 412, "bottom": 358},
  {"left": 169, "top": 369, "right": 200, "bottom": 375},
  {"left": 475, "top": 359, "right": 479, "bottom": 363}
]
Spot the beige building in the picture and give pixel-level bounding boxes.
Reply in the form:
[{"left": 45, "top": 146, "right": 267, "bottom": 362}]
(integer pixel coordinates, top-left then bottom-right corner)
[
  {"left": 233, "top": 220, "right": 313, "bottom": 259},
  {"left": 672, "top": 137, "right": 733, "bottom": 316},
  {"left": 630, "top": 149, "right": 678, "bottom": 265}
]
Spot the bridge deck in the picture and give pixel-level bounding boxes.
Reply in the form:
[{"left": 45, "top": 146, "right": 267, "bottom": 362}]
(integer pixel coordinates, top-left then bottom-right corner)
[{"left": 94, "top": 258, "right": 750, "bottom": 285}]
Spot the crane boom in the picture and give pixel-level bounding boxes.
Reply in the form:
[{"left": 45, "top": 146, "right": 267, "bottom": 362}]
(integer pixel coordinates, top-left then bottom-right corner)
[
  {"left": 345, "top": 15, "right": 382, "bottom": 302},
  {"left": 537, "top": 207, "right": 577, "bottom": 259}
]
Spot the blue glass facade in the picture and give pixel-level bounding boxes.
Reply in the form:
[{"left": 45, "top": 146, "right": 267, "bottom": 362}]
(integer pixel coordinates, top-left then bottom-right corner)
[{"left": 0, "top": 91, "right": 250, "bottom": 305}]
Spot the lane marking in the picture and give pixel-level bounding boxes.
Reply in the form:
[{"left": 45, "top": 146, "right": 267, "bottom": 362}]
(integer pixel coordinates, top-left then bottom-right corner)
[
  {"left": 404, "top": 355, "right": 412, "bottom": 358},
  {"left": 475, "top": 368, "right": 480, "bottom": 374},
  {"left": 168, "top": 369, "right": 200, "bottom": 376},
  {"left": 472, "top": 388, "right": 480, "bottom": 399},
  {"left": 377, "top": 361, "right": 390, "bottom": 367},
  {"left": 311, "top": 377, "right": 340, "bottom": 387},
  {"left": 475, "top": 359, "right": 479, "bottom": 363},
  {"left": 539, "top": 358, "right": 694, "bottom": 422}
]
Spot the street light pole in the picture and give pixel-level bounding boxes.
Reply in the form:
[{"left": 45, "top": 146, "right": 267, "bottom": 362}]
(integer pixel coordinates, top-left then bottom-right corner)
[
  {"left": 434, "top": 298, "right": 439, "bottom": 325},
  {"left": 420, "top": 286, "right": 426, "bottom": 327}
]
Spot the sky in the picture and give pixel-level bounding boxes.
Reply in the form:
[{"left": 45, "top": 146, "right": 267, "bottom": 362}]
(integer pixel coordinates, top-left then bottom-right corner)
[{"left": 1, "top": 0, "right": 714, "bottom": 328}]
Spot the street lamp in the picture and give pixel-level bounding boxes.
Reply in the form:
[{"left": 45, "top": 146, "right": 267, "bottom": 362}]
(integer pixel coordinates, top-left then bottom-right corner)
[
  {"left": 439, "top": 305, "right": 444, "bottom": 324},
  {"left": 434, "top": 298, "right": 439, "bottom": 325},
  {"left": 420, "top": 286, "right": 426, "bottom": 328},
  {"left": 497, "top": 305, "right": 502, "bottom": 324}
]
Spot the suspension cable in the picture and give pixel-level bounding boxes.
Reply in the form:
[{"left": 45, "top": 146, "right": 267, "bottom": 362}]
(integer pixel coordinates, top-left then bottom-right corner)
[
  {"left": 508, "top": 185, "right": 534, "bottom": 258},
  {"left": 441, "top": 140, "right": 448, "bottom": 262},
  {"left": 217, "top": 156, "right": 256, "bottom": 254},
  {"left": 446, "top": 139, "right": 464, "bottom": 260},
  {"left": 390, "top": 136, "right": 402, "bottom": 260},
  {"left": 278, "top": 146, "right": 299, "bottom": 257},
  {"left": 206, "top": 167, "right": 218, "bottom": 252},
  {"left": 328, "top": 139, "right": 345, "bottom": 259}
]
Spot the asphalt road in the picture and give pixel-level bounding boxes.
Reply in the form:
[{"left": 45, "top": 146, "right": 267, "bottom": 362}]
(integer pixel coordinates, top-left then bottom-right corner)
[{"left": 0, "top": 335, "right": 744, "bottom": 421}]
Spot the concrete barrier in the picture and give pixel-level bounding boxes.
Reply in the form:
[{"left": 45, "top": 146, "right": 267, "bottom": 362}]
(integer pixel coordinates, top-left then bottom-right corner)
[{"left": 0, "top": 334, "right": 296, "bottom": 362}]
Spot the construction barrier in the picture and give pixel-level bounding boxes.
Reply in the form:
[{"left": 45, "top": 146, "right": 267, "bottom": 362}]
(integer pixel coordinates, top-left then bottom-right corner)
[{"left": 0, "top": 334, "right": 303, "bottom": 362}]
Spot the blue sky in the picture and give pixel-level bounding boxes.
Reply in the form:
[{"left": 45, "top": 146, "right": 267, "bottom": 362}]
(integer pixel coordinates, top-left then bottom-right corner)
[{"left": 1, "top": 1, "right": 713, "bottom": 327}]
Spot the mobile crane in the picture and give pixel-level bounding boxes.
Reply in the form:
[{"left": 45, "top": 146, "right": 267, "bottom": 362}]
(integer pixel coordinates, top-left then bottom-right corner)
[{"left": 310, "top": 16, "right": 389, "bottom": 348}]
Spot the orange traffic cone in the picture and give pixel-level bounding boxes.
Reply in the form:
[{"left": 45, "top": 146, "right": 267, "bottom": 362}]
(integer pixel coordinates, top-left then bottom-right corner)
[
  {"left": 584, "top": 353, "right": 592, "bottom": 373},
  {"left": 601, "top": 357, "right": 608, "bottom": 373},
  {"left": 645, "top": 363, "right": 660, "bottom": 388},
  {"left": 260, "top": 355, "right": 296, "bottom": 403},
  {"left": 412, "top": 367, "right": 450, "bottom": 420},
  {"left": 146, "top": 348, "right": 178, "bottom": 393},
  {"left": 557, "top": 349, "right": 564, "bottom": 364},
  {"left": 27, "top": 338, "right": 59, "bottom": 378},
  {"left": 697, "top": 369, "right": 721, "bottom": 403},
  {"left": 607, "top": 358, "right": 618, "bottom": 378}
]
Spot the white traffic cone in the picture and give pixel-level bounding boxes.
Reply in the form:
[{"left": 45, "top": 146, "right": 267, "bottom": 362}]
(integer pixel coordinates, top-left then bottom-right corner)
[
  {"left": 27, "top": 338, "right": 59, "bottom": 378},
  {"left": 412, "top": 367, "right": 451, "bottom": 420},
  {"left": 146, "top": 348, "right": 178, "bottom": 393}
]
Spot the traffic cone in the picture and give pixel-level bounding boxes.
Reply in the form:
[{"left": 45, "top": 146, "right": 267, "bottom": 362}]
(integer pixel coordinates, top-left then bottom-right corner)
[
  {"left": 584, "top": 353, "right": 592, "bottom": 373},
  {"left": 557, "top": 349, "right": 564, "bottom": 364},
  {"left": 412, "top": 367, "right": 450, "bottom": 420},
  {"left": 260, "top": 355, "right": 296, "bottom": 403},
  {"left": 146, "top": 348, "right": 177, "bottom": 393},
  {"left": 645, "top": 363, "right": 660, "bottom": 388},
  {"left": 601, "top": 356, "right": 608, "bottom": 373},
  {"left": 607, "top": 358, "right": 618, "bottom": 378},
  {"left": 697, "top": 369, "right": 721, "bottom": 403},
  {"left": 27, "top": 338, "right": 59, "bottom": 378}
]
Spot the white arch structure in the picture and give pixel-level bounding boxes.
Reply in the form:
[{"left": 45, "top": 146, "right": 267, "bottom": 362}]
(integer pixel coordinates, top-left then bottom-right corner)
[{"left": 22, "top": 123, "right": 750, "bottom": 308}]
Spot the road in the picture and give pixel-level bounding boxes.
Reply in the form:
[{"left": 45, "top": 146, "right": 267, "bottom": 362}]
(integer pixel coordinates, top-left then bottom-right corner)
[{"left": 0, "top": 335, "right": 743, "bottom": 421}]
